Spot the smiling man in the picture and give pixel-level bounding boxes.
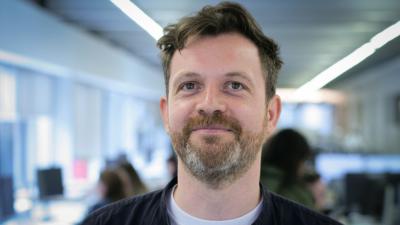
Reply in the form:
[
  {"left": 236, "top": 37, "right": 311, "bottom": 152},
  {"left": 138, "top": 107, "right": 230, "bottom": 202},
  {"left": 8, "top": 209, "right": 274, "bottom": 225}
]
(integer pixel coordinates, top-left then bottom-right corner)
[
  {"left": 83, "top": 2, "right": 343, "bottom": 225},
  {"left": 164, "top": 32, "right": 275, "bottom": 193}
]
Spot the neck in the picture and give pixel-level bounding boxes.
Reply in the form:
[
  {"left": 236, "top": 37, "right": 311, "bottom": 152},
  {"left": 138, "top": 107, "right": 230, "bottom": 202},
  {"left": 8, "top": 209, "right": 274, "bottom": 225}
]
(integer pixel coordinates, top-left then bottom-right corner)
[{"left": 173, "top": 154, "right": 262, "bottom": 220}]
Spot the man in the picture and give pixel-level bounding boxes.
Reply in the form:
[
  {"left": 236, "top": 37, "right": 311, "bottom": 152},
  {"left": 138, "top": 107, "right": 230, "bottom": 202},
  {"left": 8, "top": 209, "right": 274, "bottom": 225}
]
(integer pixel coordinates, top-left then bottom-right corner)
[{"left": 83, "top": 2, "right": 343, "bottom": 225}]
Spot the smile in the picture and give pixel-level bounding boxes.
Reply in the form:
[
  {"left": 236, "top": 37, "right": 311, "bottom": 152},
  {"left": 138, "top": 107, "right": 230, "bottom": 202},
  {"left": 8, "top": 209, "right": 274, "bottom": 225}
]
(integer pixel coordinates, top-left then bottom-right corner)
[
  {"left": 192, "top": 125, "right": 232, "bottom": 131},
  {"left": 191, "top": 126, "right": 233, "bottom": 134}
]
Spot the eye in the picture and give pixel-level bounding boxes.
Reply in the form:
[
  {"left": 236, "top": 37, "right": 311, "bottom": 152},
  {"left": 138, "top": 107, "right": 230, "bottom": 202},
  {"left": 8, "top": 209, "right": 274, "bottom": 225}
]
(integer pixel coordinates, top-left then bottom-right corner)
[
  {"left": 179, "top": 81, "right": 198, "bottom": 91},
  {"left": 226, "top": 81, "right": 244, "bottom": 91}
]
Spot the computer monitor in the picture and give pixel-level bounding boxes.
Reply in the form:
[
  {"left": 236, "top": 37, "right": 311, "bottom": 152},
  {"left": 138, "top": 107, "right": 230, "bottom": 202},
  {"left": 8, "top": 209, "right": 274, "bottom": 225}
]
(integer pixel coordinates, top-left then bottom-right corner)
[
  {"left": 385, "top": 173, "right": 400, "bottom": 204},
  {"left": 37, "top": 167, "right": 64, "bottom": 199},
  {"left": 0, "top": 176, "right": 14, "bottom": 222},
  {"left": 345, "top": 173, "right": 385, "bottom": 219}
]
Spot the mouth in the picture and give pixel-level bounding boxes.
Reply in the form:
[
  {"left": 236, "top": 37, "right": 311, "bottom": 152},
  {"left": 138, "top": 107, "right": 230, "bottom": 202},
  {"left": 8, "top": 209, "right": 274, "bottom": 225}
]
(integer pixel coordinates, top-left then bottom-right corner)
[{"left": 191, "top": 125, "right": 233, "bottom": 133}]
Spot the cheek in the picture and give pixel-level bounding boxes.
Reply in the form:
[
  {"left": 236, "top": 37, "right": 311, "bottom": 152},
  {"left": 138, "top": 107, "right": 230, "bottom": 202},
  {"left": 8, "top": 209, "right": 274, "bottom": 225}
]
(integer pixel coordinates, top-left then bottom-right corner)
[
  {"left": 168, "top": 101, "right": 191, "bottom": 131},
  {"left": 236, "top": 107, "right": 266, "bottom": 132},
  {"left": 168, "top": 115, "right": 183, "bottom": 132}
]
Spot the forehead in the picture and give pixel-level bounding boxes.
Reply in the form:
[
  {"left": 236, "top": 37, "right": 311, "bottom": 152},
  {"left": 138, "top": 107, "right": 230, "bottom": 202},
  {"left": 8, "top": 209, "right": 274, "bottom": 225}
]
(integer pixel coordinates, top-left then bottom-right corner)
[{"left": 169, "top": 33, "right": 265, "bottom": 85}]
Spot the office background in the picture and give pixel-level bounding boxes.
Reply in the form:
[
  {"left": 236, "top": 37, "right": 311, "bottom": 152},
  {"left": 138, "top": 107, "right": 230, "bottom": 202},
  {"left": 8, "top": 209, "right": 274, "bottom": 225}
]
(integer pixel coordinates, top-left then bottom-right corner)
[{"left": 0, "top": 0, "right": 399, "bottom": 224}]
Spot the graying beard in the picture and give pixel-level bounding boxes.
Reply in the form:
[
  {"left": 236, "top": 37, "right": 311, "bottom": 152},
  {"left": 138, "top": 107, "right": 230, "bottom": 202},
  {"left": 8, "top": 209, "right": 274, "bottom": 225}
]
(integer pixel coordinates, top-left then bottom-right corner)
[{"left": 183, "top": 142, "right": 251, "bottom": 189}]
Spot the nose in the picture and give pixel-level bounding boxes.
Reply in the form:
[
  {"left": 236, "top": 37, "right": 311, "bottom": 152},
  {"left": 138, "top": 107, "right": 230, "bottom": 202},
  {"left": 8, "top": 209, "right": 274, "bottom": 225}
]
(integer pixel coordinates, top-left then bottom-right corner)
[{"left": 195, "top": 86, "right": 226, "bottom": 116}]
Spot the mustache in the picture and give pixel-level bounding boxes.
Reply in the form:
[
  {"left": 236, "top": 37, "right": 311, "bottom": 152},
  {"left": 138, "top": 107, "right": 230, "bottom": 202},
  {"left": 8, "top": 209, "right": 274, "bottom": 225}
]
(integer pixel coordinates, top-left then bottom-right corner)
[{"left": 182, "top": 112, "right": 242, "bottom": 136}]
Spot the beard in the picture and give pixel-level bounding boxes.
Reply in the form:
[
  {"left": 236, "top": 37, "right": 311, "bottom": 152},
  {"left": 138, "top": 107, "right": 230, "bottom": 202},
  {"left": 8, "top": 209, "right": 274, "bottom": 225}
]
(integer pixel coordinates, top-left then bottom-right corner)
[{"left": 171, "top": 111, "right": 268, "bottom": 189}]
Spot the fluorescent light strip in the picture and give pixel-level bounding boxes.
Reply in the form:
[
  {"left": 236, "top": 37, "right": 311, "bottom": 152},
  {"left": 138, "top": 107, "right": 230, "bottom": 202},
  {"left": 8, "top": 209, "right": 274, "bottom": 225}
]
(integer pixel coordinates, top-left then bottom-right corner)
[
  {"left": 111, "top": 0, "right": 163, "bottom": 40},
  {"left": 111, "top": 1, "right": 400, "bottom": 95},
  {"left": 295, "top": 21, "right": 400, "bottom": 96}
]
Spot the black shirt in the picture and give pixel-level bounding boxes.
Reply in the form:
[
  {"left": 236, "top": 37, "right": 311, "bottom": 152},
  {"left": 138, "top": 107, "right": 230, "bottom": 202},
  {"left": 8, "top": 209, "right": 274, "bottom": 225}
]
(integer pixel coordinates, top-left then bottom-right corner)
[{"left": 82, "top": 178, "right": 343, "bottom": 225}]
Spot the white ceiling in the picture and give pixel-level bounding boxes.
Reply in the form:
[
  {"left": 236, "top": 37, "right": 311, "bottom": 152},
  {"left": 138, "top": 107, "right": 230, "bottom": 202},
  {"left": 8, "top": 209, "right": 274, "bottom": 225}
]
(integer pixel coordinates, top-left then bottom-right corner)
[{"left": 34, "top": 0, "right": 400, "bottom": 88}]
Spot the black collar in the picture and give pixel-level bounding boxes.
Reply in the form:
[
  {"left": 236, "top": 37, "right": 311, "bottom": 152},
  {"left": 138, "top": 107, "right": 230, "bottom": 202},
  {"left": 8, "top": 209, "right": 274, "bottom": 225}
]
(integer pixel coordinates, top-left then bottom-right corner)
[{"left": 158, "top": 177, "right": 275, "bottom": 225}]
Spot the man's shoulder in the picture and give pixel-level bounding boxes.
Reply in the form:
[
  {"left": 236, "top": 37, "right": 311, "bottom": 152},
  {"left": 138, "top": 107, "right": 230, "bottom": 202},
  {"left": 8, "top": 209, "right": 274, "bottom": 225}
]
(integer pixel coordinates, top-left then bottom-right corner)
[
  {"left": 268, "top": 192, "right": 343, "bottom": 225},
  {"left": 81, "top": 189, "right": 165, "bottom": 225}
]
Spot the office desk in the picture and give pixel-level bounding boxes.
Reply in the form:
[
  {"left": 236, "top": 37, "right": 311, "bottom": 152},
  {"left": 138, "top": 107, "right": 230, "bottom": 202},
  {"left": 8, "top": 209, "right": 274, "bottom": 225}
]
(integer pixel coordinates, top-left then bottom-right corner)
[{"left": 3, "top": 199, "right": 87, "bottom": 225}]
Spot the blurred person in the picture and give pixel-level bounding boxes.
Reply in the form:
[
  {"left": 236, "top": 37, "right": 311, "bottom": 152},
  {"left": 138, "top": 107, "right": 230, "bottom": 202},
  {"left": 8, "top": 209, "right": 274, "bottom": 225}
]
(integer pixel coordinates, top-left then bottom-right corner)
[
  {"left": 87, "top": 168, "right": 126, "bottom": 214},
  {"left": 304, "top": 172, "right": 329, "bottom": 212},
  {"left": 82, "top": 2, "right": 342, "bottom": 225},
  {"left": 260, "top": 128, "right": 315, "bottom": 209},
  {"left": 117, "top": 162, "right": 148, "bottom": 196}
]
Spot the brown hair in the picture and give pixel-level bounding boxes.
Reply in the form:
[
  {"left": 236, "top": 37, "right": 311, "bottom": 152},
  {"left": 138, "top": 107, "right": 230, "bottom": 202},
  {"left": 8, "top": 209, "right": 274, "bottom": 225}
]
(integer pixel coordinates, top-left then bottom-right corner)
[
  {"left": 117, "top": 162, "right": 148, "bottom": 196},
  {"left": 99, "top": 168, "right": 126, "bottom": 201},
  {"left": 157, "top": 1, "right": 282, "bottom": 100},
  {"left": 261, "top": 129, "right": 312, "bottom": 189}
]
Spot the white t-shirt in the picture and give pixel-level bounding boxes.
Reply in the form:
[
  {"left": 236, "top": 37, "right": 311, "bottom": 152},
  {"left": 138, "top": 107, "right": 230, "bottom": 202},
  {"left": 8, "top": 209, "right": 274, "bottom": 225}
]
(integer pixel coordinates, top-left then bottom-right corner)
[{"left": 167, "top": 185, "right": 262, "bottom": 225}]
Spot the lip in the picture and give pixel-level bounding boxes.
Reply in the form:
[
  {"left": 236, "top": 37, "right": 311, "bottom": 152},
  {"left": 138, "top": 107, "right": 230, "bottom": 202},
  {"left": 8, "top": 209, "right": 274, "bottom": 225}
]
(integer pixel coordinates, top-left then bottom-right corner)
[
  {"left": 192, "top": 129, "right": 232, "bottom": 136},
  {"left": 192, "top": 125, "right": 232, "bottom": 132},
  {"left": 191, "top": 126, "right": 233, "bottom": 135}
]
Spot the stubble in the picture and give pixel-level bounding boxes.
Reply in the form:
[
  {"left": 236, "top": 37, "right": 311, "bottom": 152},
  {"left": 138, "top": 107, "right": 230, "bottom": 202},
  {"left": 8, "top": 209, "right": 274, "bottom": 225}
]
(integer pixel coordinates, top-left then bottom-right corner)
[{"left": 171, "top": 112, "right": 268, "bottom": 189}]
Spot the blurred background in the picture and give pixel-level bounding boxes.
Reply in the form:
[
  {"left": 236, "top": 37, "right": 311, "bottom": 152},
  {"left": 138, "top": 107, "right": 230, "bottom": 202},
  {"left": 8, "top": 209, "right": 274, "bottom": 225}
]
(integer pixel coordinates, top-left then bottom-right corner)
[{"left": 0, "top": 0, "right": 399, "bottom": 224}]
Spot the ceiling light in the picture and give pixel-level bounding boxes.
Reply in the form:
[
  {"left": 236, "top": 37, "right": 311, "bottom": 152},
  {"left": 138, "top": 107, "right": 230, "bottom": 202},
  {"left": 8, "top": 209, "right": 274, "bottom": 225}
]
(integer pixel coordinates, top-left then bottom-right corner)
[
  {"left": 370, "top": 21, "right": 400, "bottom": 48},
  {"left": 111, "top": 0, "right": 163, "bottom": 41},
  {"left": 295, "top": 21, "right": 400, "bottom": 96},
  {"left": 277, "top": 88, "right": 345, "bottom": 104}
]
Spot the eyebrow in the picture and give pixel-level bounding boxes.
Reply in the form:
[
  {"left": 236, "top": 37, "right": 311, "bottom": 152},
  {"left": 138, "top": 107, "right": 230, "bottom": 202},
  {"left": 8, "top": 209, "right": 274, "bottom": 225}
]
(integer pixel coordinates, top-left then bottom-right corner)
[
  {"left": 225, "top": 72, "right": 255, "bottom": 87},
  {"left": 171, "top": 72, "right": 201, "bottom": 89}
]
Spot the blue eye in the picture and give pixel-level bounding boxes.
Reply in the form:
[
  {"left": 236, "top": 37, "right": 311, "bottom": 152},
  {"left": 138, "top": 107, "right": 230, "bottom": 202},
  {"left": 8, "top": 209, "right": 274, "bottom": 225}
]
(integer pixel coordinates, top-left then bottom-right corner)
[
  {"left": 227, "top": 81, "right": 244, "bottom": 90},
  {"left": 181, "top": 82, "right": 197, "bottom": 91}
]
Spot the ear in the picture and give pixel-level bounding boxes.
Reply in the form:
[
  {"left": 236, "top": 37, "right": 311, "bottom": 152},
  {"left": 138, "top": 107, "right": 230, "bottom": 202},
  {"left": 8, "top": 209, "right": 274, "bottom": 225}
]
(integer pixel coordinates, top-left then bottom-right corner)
[
  {"left": 160, "top": 96, "right": 170, "bottom": 134},
  {"left": 266, "top": 95, "right": 281, "bottom": 133}
]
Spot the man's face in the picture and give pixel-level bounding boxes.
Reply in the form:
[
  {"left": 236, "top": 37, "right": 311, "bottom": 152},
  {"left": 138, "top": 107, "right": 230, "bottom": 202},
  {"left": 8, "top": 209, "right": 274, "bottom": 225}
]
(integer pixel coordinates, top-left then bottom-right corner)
[{"left": 160, "top": 33, "right": 280, "bottom": 188}]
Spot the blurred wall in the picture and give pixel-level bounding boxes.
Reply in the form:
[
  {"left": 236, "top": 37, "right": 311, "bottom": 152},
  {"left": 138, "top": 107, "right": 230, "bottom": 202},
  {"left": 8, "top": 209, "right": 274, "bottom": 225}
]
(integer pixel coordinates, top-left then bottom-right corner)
[
  {"left": 335, "top": 56, "right": 400, "bottom": 152},
  {"left": 0, "top": 0, "right": 164, "bottom": 99}
]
